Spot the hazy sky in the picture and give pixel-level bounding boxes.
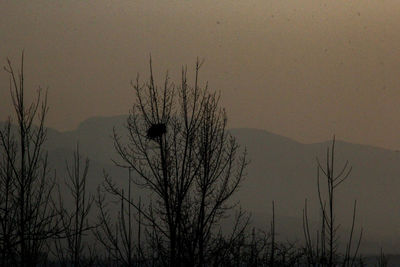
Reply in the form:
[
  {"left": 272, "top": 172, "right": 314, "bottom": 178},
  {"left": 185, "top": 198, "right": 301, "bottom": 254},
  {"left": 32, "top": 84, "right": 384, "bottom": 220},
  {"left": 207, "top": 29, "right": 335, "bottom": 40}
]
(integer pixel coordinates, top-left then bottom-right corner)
[{"left": 1, "top": 0, "right": 400, "bottom": 149}]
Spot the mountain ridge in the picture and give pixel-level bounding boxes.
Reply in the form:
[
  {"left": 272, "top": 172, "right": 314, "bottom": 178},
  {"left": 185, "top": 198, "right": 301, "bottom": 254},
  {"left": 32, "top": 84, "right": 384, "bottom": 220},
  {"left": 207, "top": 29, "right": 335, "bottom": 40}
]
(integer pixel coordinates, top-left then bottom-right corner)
[{"left": 1, "top": 116, "right": 399, "bottom": 253}]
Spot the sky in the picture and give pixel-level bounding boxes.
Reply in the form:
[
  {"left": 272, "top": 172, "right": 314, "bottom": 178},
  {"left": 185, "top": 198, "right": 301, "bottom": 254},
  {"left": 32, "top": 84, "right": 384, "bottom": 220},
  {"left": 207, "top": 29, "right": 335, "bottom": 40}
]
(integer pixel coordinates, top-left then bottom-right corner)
[{"left": 1, "top": 0, "right": 400, "bottom": 150}]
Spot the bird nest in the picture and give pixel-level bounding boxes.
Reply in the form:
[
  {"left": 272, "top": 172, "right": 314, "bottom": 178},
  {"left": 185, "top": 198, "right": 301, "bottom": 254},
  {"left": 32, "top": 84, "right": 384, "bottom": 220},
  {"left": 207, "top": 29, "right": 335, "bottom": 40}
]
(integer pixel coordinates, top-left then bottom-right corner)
[{"left": 146, "top": 123, "right": 167, "bottom": 140}]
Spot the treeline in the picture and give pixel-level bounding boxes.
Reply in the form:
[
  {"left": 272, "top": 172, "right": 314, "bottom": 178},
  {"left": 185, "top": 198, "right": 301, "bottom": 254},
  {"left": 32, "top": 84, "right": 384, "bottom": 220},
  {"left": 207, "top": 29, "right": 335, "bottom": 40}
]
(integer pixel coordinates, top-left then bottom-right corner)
[{"left": 0, "top": 54, "right": 387, "bottom": 266}]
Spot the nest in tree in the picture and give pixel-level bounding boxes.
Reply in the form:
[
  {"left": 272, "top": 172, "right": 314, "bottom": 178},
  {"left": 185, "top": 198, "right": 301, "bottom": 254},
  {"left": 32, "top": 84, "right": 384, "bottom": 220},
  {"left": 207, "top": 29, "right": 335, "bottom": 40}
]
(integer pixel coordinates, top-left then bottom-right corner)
[{"left": 146, "top": 123, "right": 167, "bottom": 140}]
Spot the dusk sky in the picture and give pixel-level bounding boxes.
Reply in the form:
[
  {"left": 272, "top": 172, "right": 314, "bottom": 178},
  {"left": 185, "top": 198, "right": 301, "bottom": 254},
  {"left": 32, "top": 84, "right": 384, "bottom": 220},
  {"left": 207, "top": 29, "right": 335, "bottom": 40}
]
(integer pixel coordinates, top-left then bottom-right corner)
[{"left": 1, "top": 0, "right": 400, "bottom": 150}]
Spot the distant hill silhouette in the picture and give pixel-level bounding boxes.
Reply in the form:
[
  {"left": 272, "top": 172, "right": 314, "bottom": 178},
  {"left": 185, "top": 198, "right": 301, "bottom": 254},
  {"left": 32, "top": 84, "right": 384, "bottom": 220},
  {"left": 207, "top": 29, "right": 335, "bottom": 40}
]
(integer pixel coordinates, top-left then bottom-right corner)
[
  {"left": 230, "top": 128, "right": 400, "bottom": 254},
  {"left": 2, "top": 115, "right": 399, "bottom": 254}
]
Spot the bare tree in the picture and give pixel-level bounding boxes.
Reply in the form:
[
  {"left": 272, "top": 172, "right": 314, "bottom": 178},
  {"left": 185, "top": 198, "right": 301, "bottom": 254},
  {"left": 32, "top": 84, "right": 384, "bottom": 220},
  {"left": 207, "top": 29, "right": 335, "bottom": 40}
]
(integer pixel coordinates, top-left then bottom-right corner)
[
  {"left": 0, "top": 53, "right": 60, "bottom": 266},
  {"left": 375, "top": 248, "right": 388, "bottom": 267},
  {"left": 53, "top": 144, "right": 95, "bottom": 266},
  {"left": 303, "top": 137, "right": 362, "bottom": 267},
  {"left": 95, "top": 169, "right": 143, "bottom": 267},
  {"left": 105, "top": 59, "right": 248, "bottom": 267},
  {"left": 0, "top": 120, "right": 18, "bottom": 266}
]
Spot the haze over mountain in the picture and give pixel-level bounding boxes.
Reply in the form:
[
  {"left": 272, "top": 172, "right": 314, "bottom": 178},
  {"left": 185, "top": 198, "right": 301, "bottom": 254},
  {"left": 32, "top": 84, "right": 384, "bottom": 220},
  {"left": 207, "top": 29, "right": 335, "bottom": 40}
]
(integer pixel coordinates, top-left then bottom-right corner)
[
  {"left": 3, "top": 1, "right": 400, "bottom": 265},
  {"left": 3, "top": 115, "right": 397, "bottom": 254},
  {"left": 2, "top": 0, "right": 400, "bottom": 150}
]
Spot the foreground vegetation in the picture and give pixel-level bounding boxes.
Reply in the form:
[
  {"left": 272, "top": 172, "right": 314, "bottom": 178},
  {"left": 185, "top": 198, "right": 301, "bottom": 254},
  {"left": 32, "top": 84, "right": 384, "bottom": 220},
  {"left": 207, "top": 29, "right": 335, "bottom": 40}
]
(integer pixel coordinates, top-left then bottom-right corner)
[{"left": 0, "top": 54, "right": 388, "bottom": 266}]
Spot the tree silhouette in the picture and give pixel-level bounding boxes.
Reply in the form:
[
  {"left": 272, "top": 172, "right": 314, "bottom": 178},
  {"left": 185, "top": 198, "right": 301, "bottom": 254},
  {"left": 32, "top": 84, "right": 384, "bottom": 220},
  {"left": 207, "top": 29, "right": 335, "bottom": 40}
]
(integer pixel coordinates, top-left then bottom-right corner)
[
  {"left": 105, "top": 59, "right": 248, "bottom": 267},
  {"left": 0, "top": 53, "right": 60, "bottom": 266},
  {"left": 53, "top": 144, "right": 95, "bottom": 267},
  {"left": 95, "top": 169, "right": 144, "bottom": 266},
  {"left": 303, "top": 137, "right": 362, "bottom": 267}
]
